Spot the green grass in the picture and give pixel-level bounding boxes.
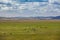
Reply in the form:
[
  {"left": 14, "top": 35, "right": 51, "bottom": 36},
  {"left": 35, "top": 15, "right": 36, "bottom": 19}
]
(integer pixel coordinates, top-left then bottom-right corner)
[{"left": 0, "top": 20, "right": 60, "bottom": 40}]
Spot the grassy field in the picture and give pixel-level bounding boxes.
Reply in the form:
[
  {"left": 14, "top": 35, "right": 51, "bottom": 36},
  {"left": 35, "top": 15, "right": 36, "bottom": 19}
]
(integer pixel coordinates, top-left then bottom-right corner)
[{"left": 0, "top": 20, "right": 60, "bottom": 40}]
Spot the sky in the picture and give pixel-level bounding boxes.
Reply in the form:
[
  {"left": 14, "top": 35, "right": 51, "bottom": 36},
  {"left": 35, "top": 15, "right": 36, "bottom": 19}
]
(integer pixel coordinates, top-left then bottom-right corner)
[{"left": 0, "top": 0, "right": 60, "bottom": 17}]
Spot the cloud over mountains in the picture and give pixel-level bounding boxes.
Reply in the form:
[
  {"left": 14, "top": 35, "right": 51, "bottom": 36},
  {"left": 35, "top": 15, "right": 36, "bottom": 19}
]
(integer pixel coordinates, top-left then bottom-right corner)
[{"left": 0, "top": 0, "right": 60, "bottom": 17}]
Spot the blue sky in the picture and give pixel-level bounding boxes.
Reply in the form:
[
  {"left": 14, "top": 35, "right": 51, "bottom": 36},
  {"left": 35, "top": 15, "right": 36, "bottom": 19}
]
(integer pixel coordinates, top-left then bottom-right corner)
[{"left": 0, "top": 0, "right": 60, "bottom": 17}]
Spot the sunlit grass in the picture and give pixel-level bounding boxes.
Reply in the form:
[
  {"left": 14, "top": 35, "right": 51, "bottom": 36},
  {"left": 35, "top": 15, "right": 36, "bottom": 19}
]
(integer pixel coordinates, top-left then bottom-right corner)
[{"left": 0, "top": 20, "right": 60, "bottom": 40}]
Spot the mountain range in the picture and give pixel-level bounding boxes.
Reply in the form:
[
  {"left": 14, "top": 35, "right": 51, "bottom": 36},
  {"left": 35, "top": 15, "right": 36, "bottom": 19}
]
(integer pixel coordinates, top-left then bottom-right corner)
[{"left": 0, "top": 16, "right": 60, "bottom": 20}]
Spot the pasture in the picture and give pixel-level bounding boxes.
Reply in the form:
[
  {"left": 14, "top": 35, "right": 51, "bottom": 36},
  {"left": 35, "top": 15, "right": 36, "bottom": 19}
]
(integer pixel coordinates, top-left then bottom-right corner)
[{"left": 0, "top": 20, "right": 60, "bottom": 40}]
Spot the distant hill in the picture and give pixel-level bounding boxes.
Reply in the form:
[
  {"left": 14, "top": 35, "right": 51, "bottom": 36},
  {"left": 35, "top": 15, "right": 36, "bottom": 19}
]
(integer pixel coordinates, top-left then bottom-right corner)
[
  {"left": 52, "top": 16, "right": 60, "bottom": 19},
  {"left": 33, "top": 16, "right": 60, "bottom": 19},
  {"left": 0, "top": 16, "right": 60, "bottom": 20}
]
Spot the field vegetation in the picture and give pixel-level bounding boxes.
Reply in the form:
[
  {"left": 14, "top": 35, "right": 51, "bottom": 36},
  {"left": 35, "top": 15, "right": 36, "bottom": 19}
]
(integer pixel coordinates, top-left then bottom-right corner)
[{"left": 0, "top": 20, "right": 60, "bottom": 40}]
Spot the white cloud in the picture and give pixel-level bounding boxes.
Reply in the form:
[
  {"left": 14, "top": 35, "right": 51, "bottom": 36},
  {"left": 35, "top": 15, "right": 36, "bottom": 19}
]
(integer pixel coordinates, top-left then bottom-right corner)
[
  {"left": 0, "top": 0, "right": 10, "bottom": 3},
  {"left": 2, "top": 7, "right": 9, "bottom": 10},
  {"left": 0, "top": 0, "right": 60, "bottom": 17},
  {"left": 18, "top": 4, "right": 27, "bottom": 9}
]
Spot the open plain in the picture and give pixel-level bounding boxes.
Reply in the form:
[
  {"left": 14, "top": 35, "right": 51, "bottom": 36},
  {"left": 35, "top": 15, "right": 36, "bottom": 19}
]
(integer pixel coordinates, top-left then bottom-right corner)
[{"left": 0, "top": 20, "right": 60, "bottom": 40}]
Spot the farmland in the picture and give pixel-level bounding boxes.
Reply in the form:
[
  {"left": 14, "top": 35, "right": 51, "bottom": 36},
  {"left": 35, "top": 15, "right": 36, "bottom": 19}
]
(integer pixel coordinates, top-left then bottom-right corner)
[{"left": 0, "top": 20, "right": 60, "bottom": 40}]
